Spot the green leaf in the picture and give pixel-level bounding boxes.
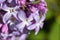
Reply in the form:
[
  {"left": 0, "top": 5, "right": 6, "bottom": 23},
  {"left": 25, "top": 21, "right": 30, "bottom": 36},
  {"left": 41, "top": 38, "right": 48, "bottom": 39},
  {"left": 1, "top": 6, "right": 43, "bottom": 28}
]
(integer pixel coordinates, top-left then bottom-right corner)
[{"left": 27, "top": 31, "right": 45, "bottom": 40}]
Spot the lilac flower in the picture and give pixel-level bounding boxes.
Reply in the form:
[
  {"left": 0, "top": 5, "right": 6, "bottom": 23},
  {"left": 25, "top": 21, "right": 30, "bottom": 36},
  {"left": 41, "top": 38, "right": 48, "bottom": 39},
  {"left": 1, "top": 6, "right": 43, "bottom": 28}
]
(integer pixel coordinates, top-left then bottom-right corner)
[
  {"left": 0, "top": 24, "right": 8, "bottom": 34},
  {"left": 16, "top": 10, "right": 32, "bottom": 32},
  {"left": 25, "top": 0, "right": 47, "bottom": 35},
  {"left": 27, "top": 10, "right": 45, "bottom": 35},
  {"left": 2, "top": 24, "right": 8, "bottom": 34},
  {"left": 0, "top": 0, "right": 47, "bottom": 40},
  {"left": 0, "top": 24, "right": 2, "bottom": 28},
  {"left": 2, "top": 5, "right": 19, "bottom": 23}
]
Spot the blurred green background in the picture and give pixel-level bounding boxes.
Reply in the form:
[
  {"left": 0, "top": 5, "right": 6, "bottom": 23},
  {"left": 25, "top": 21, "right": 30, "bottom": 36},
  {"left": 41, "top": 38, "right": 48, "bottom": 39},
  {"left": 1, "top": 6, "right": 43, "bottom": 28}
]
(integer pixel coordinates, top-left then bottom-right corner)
[{"left": 27, "top": 0, "right": 60, "bottom": 40}]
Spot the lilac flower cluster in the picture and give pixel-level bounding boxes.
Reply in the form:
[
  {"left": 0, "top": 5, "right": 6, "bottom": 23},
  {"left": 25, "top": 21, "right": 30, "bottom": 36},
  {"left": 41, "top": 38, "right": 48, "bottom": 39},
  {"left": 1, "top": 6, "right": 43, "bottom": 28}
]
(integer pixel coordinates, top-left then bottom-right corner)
[{"left": 0, "top": 0, "right": 47, "bottom": 40}]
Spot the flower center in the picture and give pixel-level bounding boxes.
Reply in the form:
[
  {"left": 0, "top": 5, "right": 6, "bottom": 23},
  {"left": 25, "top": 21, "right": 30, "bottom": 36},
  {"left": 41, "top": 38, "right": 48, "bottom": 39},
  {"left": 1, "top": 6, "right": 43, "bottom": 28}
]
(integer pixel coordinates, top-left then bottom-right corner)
[
  {"left": 10, "top": 9, "right": 14, "bottom": 13},
  {"left": 23, "top": 18, "right": 29, "bottom": 26}
]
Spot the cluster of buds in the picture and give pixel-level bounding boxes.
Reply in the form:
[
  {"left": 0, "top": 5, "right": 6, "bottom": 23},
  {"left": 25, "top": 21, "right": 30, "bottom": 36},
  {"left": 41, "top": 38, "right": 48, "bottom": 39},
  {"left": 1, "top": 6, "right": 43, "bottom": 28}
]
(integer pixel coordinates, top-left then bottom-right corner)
[{"left": 0, "top": 0, "right": 47, "bottom": 40}]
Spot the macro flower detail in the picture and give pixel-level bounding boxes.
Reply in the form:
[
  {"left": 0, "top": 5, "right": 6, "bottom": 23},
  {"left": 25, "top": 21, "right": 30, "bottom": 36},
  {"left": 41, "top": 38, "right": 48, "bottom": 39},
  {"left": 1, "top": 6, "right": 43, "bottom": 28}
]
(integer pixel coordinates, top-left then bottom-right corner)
[
  {"left": 0, "top": 0, "right": 47, "bottom": 40},
  {"left": 2, "top": 5, "right": 19, "bottom": 23}
]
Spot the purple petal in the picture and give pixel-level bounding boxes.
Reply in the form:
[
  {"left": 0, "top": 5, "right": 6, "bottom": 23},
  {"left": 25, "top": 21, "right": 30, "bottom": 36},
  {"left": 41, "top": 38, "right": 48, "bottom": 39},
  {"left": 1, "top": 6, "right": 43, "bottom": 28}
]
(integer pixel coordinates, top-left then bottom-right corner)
[
  {"left": 40, "top": 22, "right": 44, "bottom": 29},
  {"left": 40, "top": 15, "right": 45, "bottom": 22},
  {"left": 2, "top": 5, "right": 9, "bottom": 11},
  {"left": 2, "top": 24, "right": 8, "bottom": 34},
  {"left": 17, "top": 0, "right": 26, "bottom": 6},
  {"left": 16, "top": 22, "right": 25, "bottom": 32},
  {"left": 18, "top": 10, "right": 26, "bottom": 21},
  {"left": 10, "top": 36, "right": 15, "bottom": 40},
  {"left": 0, "top": 24, "right": 2, "bottom": 28},
  {"left": 28, "top": 14, "right": 33, "bottom": 22},
  {"left": 27, "top": 24, "right": 36, "bottom": 30},
  {"left": 35, "top": 26, "right": 40, "bottom": 35},
  {"left": 12, "top": 12, "right": 18, "bottom": 20},
  {"left": 30, "top": 6, "right": 38, "bottom": 13},
  {"left": 0, "top": 0, "right": 5, "bottom": 3},
  {"left": 3, "top": 13, "right": 12, "bottom": 23},
  {"left": 19, "top": 34, "right": 27, "bottom": 40}
]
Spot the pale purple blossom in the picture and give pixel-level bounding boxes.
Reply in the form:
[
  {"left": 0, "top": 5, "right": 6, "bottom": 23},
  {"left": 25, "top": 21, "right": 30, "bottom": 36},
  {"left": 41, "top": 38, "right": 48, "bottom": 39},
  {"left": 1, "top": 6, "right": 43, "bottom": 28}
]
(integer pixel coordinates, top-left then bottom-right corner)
[
  {"left": 2, "top": 5, "right": 20, "bottom": 23},
  {"left": 16, "top": 10, "right": 32, "bottom": 32},
  {"left": 27, "top": 10, "right": 45, "bottom": 35},
  {"left": 0, "top": 0, "right": 47, "bottom": 40}
]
